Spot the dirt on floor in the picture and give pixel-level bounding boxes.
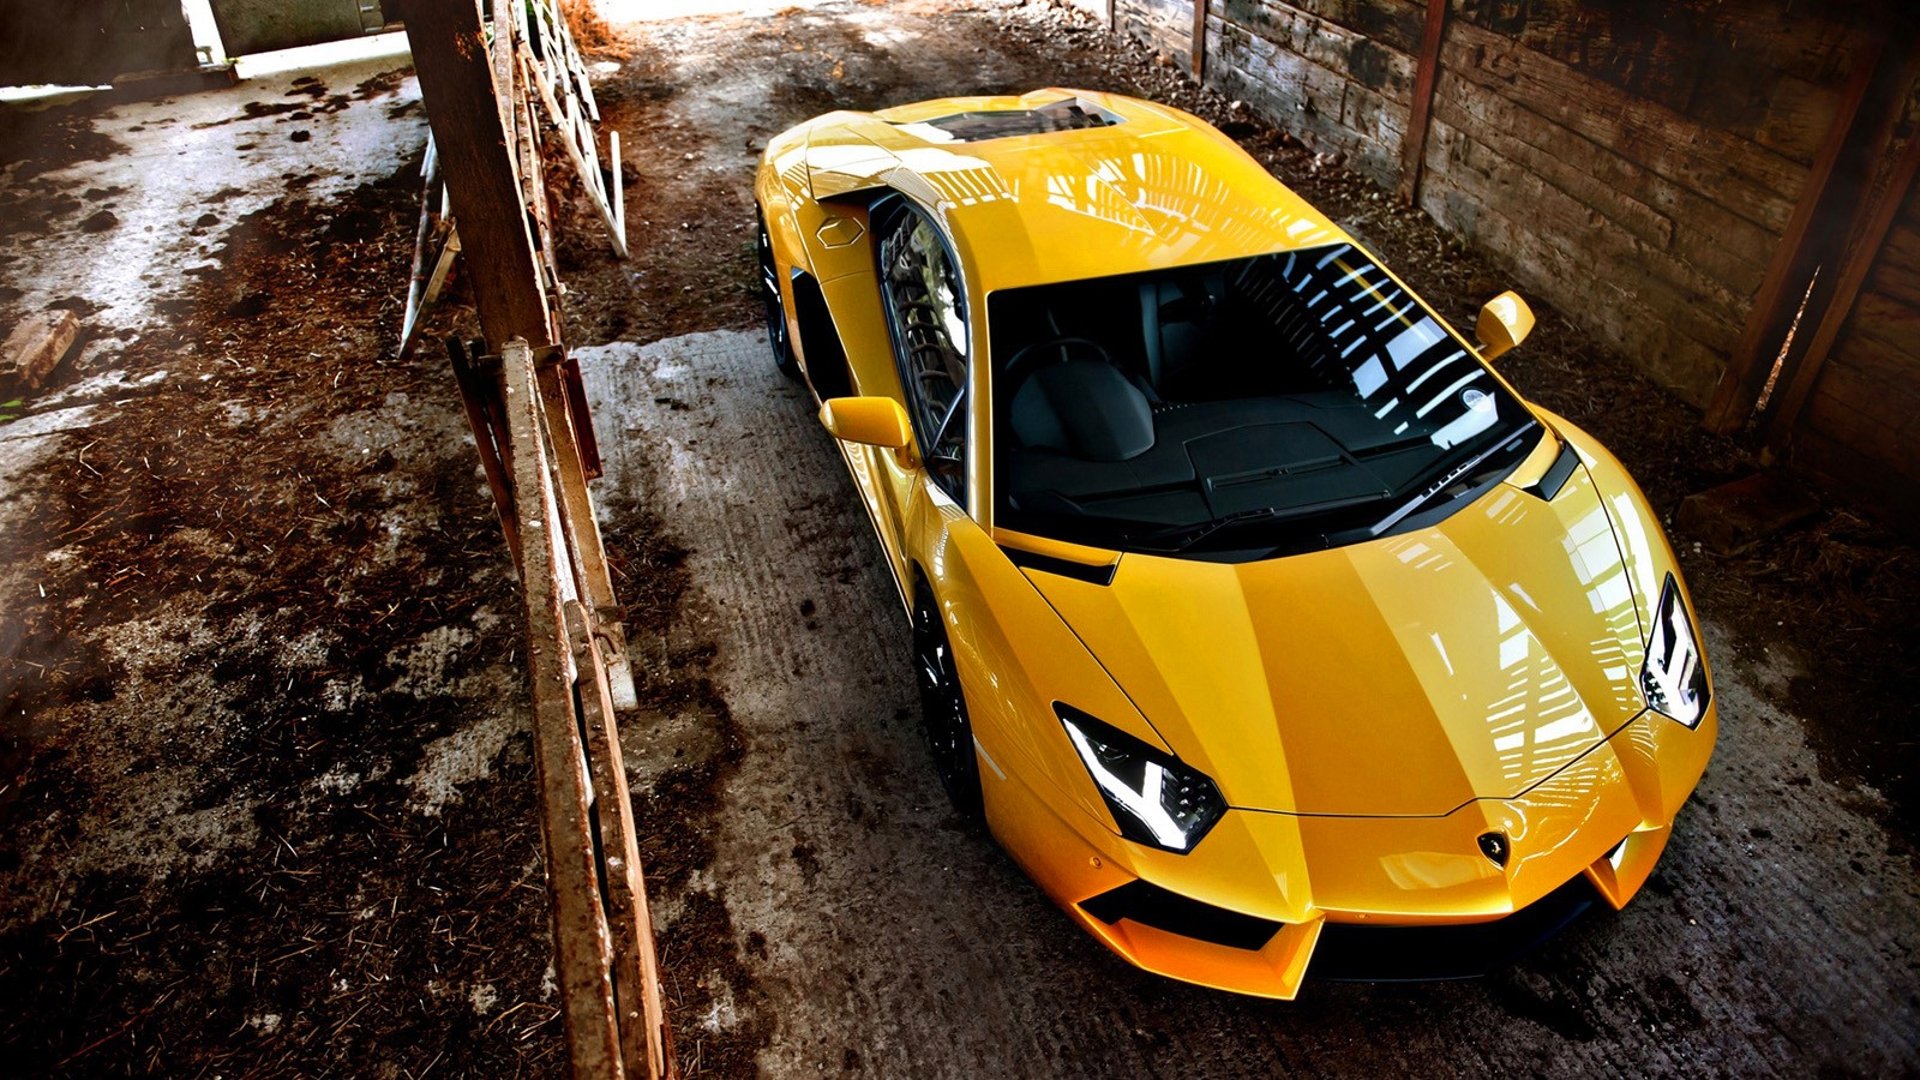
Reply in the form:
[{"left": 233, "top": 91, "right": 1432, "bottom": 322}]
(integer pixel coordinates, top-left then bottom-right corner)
[
  {"left": 2, "top": 0, "right": 1917, "bottom": 1076},
  {"left": 0, "top": 68, "right": 563, "bottom": 1075}
]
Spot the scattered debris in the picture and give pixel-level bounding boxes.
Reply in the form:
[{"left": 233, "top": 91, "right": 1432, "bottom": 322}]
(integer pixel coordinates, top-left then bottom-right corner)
[
  {"left": 0, "top": 309, "right": 79, "bottom": 389},
  {"left": 1677, "top": 473, "right": 1824, "bottom": 556}
]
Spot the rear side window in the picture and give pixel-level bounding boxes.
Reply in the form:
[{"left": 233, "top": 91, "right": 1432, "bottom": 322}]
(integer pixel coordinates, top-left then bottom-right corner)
[{"left": 874, "top": 197, "right": 969, "bottom": 502}]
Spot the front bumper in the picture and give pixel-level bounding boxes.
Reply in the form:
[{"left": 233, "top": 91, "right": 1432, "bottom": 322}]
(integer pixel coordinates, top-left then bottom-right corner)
[{"left": 982, "top": 702, "right": 1716, "bottom": 999}]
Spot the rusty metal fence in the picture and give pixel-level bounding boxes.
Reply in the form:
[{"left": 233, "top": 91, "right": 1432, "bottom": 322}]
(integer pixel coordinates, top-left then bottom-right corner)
[{"left": 400, "top": 0, "right": 670, "bottom": 1075}]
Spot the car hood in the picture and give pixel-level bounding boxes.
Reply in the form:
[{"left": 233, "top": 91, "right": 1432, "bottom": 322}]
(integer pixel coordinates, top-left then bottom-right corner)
[{"left": 1024, "top": 467, "right": 1651, "bottom": 816}]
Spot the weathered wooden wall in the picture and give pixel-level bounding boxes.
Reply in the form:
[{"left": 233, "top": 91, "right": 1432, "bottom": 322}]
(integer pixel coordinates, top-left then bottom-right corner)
[
  {"left": 1109, "top": 0, "right": 1917, "bottom": 524},
  {"left": 1787, "top": 101, "right": 1920, "bottom": 524},
  {"left": 1205, "top": 0, "right": 1424, "bottom": 186}
]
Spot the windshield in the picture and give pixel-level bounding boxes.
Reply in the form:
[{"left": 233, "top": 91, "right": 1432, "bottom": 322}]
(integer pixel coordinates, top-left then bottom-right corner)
[{"left": 989, "top": 243, "right": 1539, "bottom": 560}]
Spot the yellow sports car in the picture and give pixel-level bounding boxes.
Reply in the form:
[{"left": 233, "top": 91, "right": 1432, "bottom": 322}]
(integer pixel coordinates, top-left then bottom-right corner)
[{"left": 754, "top": 89, "right": 1717, "bottom": 998}]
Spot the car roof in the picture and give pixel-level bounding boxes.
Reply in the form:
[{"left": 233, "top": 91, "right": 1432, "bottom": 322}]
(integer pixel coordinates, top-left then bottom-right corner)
[{"left": 794, "top": 89, "right": 1353, "bottom": 293}]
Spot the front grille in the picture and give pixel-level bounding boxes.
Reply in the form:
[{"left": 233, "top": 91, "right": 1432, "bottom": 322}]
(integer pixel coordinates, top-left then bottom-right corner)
[
  {"left": 1080, "top": 880, "right": 1282, "bottom": 951},
  {"left": 1309, "top": 874, "right": 1601, "bottom": 982}
]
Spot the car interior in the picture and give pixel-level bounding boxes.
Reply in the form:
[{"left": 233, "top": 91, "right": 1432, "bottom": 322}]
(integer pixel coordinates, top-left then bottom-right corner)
[{"left": 989, "top": 245, "right": 1529, "bottom": 550}]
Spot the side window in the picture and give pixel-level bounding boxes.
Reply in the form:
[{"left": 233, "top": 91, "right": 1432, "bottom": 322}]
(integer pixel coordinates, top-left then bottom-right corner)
[{"left": 875, "top": 198, "right": 969, "bottom": 501}]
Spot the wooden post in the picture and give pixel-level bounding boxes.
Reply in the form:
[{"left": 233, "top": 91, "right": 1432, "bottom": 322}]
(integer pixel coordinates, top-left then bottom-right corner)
[
  {"left": 1702, "top": 35, "right": 1885, "bottom": 434},
  {"left": 1762, "top": 114, "right": 1920, "bottom": 447},
  {"left": 399, "top": 0, "right": 555, "bottom": 351},
  {"left": 1396, "top": 0, "right": 1448, "bottom": 207},
  {"left": 1190, "top": 0, "right": 1208, "bottom": 80}
]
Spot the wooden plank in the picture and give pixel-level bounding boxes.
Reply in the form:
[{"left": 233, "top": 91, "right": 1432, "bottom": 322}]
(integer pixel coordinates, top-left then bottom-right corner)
[
  {"left": 1191, "top": 0, "right": 1207, "bottom": 77},
  {"left": 536, "top": 354, "right": 635, "bottom": 709},
  {"left": 1767, "top": 109, "right": 1920, "bottom": 448},
  {"left": 1787, "top": 424, "right": 1920, "bottom": 531},
  {"left": 1216, "top": 0, "right": 1416, "bottom": 88},
  {"left": 1813, "top": 333, "right": 1920, "bottom": 436},
  {"left": 1418, "top": 127, "right": 1733, "bottom": 401},
  {"left": 1703, "top": 33, "right": 1883, "bottom": 433},
  {"left": 400, "top": 0, "right": 555, "bottom": 351},
  {"left": 1696, "top": 72, "right": 1844, "bottom": 168},
  {"left": 1, "top": 310, "right": 78, "bottom": 390},
  {"left": 1804, "top": 379, "right": 1917, "bottom": 477},
  {"left": 1837, "top": 304, "right": 1920, "bottom": 381},
  {"left": 1440, "top": 16, "right": 1809, "bottom": 235},
  {"left": 501, "top": 339, "right": 625, "bottom": 1080},
  {"left": 1119, "top": 0, "right": 1192, "bottom": 59},
  {"left": 1450, "top": 0, "right": 1857, "bottom": 131},
  {"left": 1431, "top": 67, "right": 1777, "bottom": 283},
  {"left": 566, "top": 603, "right": 671, "bottom": 1080},
  {"left": 1222, "top": 0, "right": 1424, "bottom": 56},
  {"left": 1863, "top": 221, "right": 1920, "bottom": 307},
  {"left": 1338, "top": 78, "right": 1408, "bottom": 181},
  {"left": 1420, "top": 115, "right": 1750, "bottom": 338},
  {"left": 1395, "top": 0, "right": 1445, "bottom": 204},
  {"left": 447, "top": 335, "right": 519, "bottom": 568},
  {"left": 1210, "top": 20, "right": 1417, "bottom": 183}
]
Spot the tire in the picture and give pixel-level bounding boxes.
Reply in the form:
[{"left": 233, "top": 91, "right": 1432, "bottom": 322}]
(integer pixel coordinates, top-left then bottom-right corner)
[
  {"left": 757, "top": 208, "right": 801, "bottom": 381},
  {"left": 913, "top": 583, "right": 985, "bottom": 825}
]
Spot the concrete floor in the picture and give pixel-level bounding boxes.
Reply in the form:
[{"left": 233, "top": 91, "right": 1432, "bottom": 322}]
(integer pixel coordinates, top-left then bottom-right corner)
[
  {"left": 2, "top": 0, "right": 1915, "bottom": 1074},
  {"left": 582, "top": 329, "right": 1920, "bottom": 1077}
]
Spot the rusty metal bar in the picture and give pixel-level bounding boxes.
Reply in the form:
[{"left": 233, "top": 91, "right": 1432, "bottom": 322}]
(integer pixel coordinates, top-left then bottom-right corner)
[{"left": 1396, "top": 0, "right": 1448, "bottom": 207}]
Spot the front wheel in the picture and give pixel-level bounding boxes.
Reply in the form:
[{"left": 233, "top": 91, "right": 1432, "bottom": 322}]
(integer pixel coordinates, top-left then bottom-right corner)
[
  {"left": 913, "top": 584, "right": 984, "bottom": 826},
  {"left": 757, "top": 208, "right": 801, "bottom": 381}
]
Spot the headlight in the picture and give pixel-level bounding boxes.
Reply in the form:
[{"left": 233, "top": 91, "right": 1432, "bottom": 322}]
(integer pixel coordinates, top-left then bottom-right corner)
[
  {"left": 1057, "top": 704, "right": 1225, "bottom": 853},
  {"left": 1641, "top": 572, "right": 1710, "bottom": 728}
]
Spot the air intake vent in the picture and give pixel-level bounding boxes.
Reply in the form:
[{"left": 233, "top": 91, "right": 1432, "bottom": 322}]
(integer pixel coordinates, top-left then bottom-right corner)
[
  {"left": 898, "top": 97, "right": 1122, "bottom": 143},
  {"left": 1080, "top": 880, "right": 1281, "bottom": 951}
]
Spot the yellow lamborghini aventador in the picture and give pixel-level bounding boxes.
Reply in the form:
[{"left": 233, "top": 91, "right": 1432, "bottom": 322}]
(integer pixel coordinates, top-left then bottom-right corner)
[{"left": 753, "top": 89, "right": 1717, "bottom": 999}]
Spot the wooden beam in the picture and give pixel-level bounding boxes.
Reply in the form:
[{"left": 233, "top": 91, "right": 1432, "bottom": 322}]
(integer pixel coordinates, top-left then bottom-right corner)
[
  {"left": 1764, "top": 102, "right": 1920, "bottom": 448},
  {"left": 567, "top": 602, "right": 672, "bottom": 1080},
  {"left": 502, "top": 339, "right": 626, "bottom": 1079},
  {"left": 538, "top": 353, "right": 635, "bottom": 709},
  {"left": 1702, "top": 34, "right": 1884, "bottom": 433},
  {"left": 399, "top": 0, "right": 555, "bottom": 351},
  {"left": 1396, "top": 0, "right": 1448, "bottom": 206},
  {"left": 1190, "top": 0, "right": 1208, "bottom": 80}
]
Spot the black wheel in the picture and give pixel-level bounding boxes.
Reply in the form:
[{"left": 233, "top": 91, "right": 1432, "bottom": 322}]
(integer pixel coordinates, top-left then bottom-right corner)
[
  {"left": 757, "top": 209, "right": 801, "bottom": 381},
  {"left": 913, "top": 584, "right": 985, "bottom": 825}
]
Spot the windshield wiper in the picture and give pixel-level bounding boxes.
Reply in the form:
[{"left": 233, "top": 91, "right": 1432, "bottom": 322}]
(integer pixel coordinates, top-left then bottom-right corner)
[
  {"left": 1363, "top": 422, "right": 1538, "bottom": 538},
  {"left": 1129, "top": 493, "right": 1388, "bottom": 554}
]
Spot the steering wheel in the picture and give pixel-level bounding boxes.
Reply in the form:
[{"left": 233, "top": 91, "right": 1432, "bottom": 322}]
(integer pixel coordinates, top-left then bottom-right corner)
[{"left": 1000, "top": 335, "right": 1116, "bottom": 393}]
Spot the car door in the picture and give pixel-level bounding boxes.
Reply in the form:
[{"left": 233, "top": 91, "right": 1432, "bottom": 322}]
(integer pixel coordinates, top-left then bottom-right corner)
[{"left": 867, "top": 198, "right": 974, "bottom": 587}]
